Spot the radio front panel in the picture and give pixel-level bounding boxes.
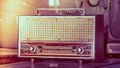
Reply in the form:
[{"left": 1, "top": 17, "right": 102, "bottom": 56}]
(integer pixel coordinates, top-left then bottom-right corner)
[{"left": 18, "top": 16, "right": 95, "bottom": 59}]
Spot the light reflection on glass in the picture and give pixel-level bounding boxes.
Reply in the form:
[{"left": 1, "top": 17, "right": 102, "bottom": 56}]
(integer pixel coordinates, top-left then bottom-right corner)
[{"left": 49, "top": 0, "right": 59, "bottom": 6}]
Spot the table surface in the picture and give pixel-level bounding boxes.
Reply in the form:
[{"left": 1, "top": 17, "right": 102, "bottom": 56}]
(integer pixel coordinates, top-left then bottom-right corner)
[{"left": 0, "top": 58, "right": 120, "bottom": 68}]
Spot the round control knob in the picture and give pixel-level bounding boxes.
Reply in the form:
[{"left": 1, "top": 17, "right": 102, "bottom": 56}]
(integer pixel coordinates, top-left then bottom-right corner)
[
  {"left": 30, "top": 46, "right": 36, "bottom": 53},
  {"left": 77, "top": 47, "right": 84, "bottom": 54}
]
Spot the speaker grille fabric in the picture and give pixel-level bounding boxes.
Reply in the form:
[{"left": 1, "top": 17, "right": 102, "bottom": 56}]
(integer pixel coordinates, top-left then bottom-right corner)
[{"left": 19, "top": 16, "right": 95, "bottom": 43}]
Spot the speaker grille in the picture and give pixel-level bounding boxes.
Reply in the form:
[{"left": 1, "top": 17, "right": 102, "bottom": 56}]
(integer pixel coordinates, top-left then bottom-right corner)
[{"left": 19, "top": 16, "right": 95, "bottom": 43}]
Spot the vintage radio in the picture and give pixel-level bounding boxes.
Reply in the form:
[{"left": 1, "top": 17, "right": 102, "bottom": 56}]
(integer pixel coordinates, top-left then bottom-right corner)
[{"left": 18, "top": 15, "right": 104, "bottom": 60}]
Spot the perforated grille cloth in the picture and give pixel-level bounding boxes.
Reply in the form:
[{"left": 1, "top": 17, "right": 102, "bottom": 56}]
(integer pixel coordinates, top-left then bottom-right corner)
[{"left": 19, "top": 16, "right": 95, "bottom": 43}]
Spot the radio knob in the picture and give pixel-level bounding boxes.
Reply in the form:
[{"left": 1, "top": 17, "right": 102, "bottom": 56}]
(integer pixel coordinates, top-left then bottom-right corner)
[
  {"left": 77, "top": 47, "right": 84, "bottom": 54},
  {"left": 30, "top": 46, "right": 36, "bottom": 53}
]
